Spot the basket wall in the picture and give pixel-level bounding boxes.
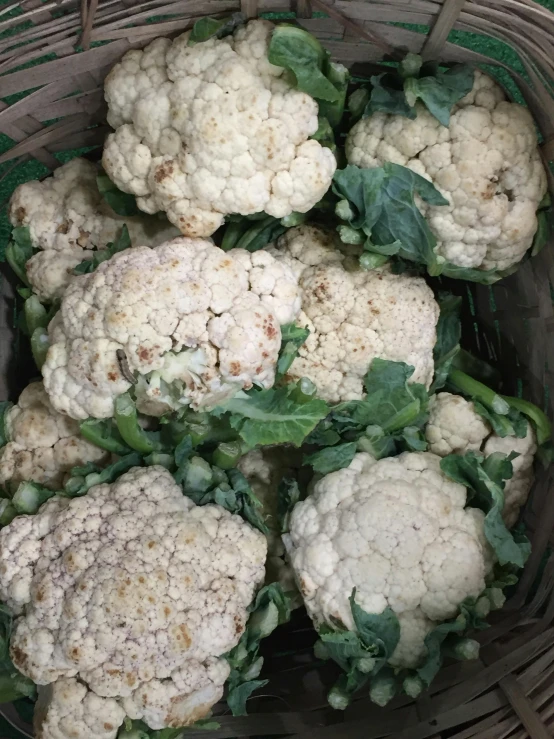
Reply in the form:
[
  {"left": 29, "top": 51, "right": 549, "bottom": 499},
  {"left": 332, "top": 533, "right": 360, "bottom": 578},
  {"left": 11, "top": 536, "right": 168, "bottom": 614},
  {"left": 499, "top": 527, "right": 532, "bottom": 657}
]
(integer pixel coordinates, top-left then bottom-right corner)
[{"left": 1, "top": 0, "right": 554, "bottom": 737}]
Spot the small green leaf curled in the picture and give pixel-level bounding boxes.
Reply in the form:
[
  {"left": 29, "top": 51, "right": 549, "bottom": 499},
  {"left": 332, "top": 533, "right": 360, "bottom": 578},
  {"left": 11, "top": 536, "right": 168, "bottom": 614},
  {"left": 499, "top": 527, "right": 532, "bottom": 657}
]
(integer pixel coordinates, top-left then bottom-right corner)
[
  {"left": 188, "top": 13, "right": 246, "bottom": 45},
  {"left": 303, "top": 442, "right": 357, "bottom": 475}
]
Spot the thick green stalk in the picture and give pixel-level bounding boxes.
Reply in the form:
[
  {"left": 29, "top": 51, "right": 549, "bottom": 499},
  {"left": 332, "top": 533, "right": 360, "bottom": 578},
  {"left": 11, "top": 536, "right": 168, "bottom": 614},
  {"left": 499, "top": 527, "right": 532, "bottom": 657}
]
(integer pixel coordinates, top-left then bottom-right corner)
[{"left": 114, "top": 393, "right": 162, "bottom": 454}]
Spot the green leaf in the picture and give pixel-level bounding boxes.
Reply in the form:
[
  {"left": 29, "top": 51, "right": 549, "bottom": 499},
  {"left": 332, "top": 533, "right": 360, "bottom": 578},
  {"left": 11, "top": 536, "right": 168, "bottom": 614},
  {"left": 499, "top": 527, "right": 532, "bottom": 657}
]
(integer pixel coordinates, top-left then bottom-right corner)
[
  {"left": 12, "top": 480, "right": 55, "bottom": 513},
  {"left": 277, "top": 477, "right": 301, "bottom": 533},
  {"left": 364, "top": 73, "right": 415, "bottom": 118},
  {"left": 188, "top": 13, "right": 246, "bottom": 45},
  {"left": 404, "top": 65, "right": 474, "bottom": 126},
  {"left": 226, "top": 679, "right": 267, "bottom": 716},
  {"left": 31, "top": 327, "right": 49, "bottom": 370},
  {"left": 350, "top": 592, "right": 400, "bottom": 659},
  {"left": 311, "top": 116, "right": 336, "bottom": 151},
  {"left": 318, "top": 628, "right": 372, "bottom": 672},
  {"left": 268, "top": 24, "right": 340, "bottom": 103},
  {"left": 276, "top": 323, "right": 310, "bottom": 380},
  {"left": 234, "top": 215, "right": 287, "bottom": 252},
  {"left": 317, "top": 62, "right": 350, "bottom": 129},
  {"left": 333, "top": 163, "right": 447, "bottom": 272},
  {"left": 417, "top": 613, "right": 466, "bottom": 685},
  {"left": 363, "top": 358, "right": 429, "bottom": 433},
  {"left": 440, "top": 451, "right": 531, "bottom": 567},
  {"left": 221, "top": 384, "right": 329, "bottom": 447},
  {"left": 531, "top": 202, "right": 550, "bottom": 256},
  {"left": 80, "top": 418, "right": 132, "bottom": 456},
  {"left": 74, "top": 225, "right": 131, "bottom": 274},
  {"left": 64, "top": 452, "right": 142, "bottom": 497},
  {"left": 6, "top": 227, "right": 34, "bottom": 286},
  {"left": 303, "top": 442, "right": 357, "bottom": 475},
  {"left": 97, "top": 173, "right": 140, "bottom": 216},
  {"left": 432, "top": 293, "right": 462, "bottom": 392},
  {"left": 0, "top": 402, "right": 13, "bottom": 447}
]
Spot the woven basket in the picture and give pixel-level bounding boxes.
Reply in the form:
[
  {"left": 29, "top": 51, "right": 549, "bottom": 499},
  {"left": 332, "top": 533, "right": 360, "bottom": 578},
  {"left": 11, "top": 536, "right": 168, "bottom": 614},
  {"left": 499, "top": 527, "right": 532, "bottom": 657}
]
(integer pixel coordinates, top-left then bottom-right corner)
[{"left": 1, "top": 0, "right": 554, "bottom": 737}]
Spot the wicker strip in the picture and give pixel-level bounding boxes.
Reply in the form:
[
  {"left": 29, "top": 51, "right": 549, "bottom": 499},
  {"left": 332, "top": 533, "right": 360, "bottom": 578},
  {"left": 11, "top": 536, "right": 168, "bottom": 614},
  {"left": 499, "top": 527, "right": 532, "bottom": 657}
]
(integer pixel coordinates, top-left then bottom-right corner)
[{"left": 1, "top": 1, "right": 554, "bottom": 737}]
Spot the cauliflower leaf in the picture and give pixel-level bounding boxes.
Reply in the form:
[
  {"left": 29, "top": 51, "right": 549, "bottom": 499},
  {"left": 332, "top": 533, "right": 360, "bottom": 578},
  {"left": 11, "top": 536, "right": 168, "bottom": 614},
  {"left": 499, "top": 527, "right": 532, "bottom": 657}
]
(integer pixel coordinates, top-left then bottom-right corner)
[
  {"left": 349, "top": 54, "right": 474, "bottom": 126},
  {"left": 5, "top": 227, "right": 34, "bottom": 287},
  {"left": 275, "top": 323, "right": 310, "bottom": 381},
  {"left": 440, "top": 450, "right": 531, "bottom": 567},
  {"left": 96, "top": 171, "right": 140, "bottom": 216},
  {"left": 188, "top": 12, "right": 246, "bottom": 44},
  {"left": 431, "top": 293, "right": 462, "bottom": 392},
  {"left": 73, "top": 224, "right": 131, "bottom": 275},
  {"left": 304, "top": 442, "right": 357, "bottom": 475}
]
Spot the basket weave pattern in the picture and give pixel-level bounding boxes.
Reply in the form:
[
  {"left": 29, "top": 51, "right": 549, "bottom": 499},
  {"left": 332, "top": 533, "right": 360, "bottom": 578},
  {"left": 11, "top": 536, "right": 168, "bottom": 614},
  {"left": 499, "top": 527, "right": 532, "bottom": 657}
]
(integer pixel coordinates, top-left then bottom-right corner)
[{"left": 1, "top": 0, "right": 554, "bottom": 737}]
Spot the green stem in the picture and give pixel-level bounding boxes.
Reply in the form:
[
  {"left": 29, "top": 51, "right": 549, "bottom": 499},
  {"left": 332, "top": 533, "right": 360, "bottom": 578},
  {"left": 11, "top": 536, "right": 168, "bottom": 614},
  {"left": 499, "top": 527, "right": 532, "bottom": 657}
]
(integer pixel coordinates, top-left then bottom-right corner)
[
  {"left": 0, "top": 402, "right": 13, "bottom": 447},
  {"left": 114, "top": 393, "right": 162, "bottom": 454},
  {"left": 212, "top": 441, "right": 243, "bottom": 469},
  {"left": 500, "top": 395, "right": 552, "bottom": 446},
  {"left": 31, "top": 327, "right": 49, "bottom": 370},
  {"left": 221, "top": 220, "right": 249, "bottom": 252},
  {"left": 448, "top": 369, "right": 510, "bottom": 415},
  {"left": 289, "top": 377, "right": 317, "bottom": 404},
  {"left": 12, "top": 481, "right": 55, "bottom": 514},
  {"left": 80, "top": 418, "right": 131, "bottom": 455},
  {"left": 0, "top": 500, "right": 17, "bottom": 526}
]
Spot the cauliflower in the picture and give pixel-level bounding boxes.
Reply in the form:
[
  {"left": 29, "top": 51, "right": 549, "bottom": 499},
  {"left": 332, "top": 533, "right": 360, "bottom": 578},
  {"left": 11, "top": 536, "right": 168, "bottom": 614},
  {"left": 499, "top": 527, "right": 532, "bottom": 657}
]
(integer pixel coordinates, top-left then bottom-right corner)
[
  {"left": 237, "top": 448, "right": 301, "bottom": 604},
  {"left": 268, "top": 225, "right": 439, "bottom": 401},
  {"left": 284, "top": 451, "right": 492, "bottom": 669},
  {"left": 0, "top": 465, "right": 267, "bottom": 731},
  {"left": 345, "top": 70, "right": 548, "bottom": 273},
  {"left": 41, "top": 238, "right": 302, "bottom": 420},
  {"left": 102, "top": 20, "right": 336, "bottom": 237},
  {"left": 425, "top": 392, "right": 537, "bottom": 526},
  {"left": 8, "top": 158, "right": 179, "bottom": 301},
  {"left": 0, "top": 381, "right": 109, "bottom": 492},
  {"left": 34, "top": 678, "right": 125, "bottom": 739}
]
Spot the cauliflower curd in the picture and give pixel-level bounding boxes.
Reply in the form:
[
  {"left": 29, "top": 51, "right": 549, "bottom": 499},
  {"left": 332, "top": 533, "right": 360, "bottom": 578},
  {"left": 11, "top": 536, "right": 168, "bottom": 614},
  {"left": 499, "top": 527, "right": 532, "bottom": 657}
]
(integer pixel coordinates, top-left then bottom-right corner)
[
  {"left": 8, "top": 158, "right": 179, "bottom": 302},
  {"left": 0, "top": 382, "right": 109, "bottom": 493},
  {"left": 426, "top": 392, "right": 537, "bottom": 526},
  {"left": 102, "top": 20, "right": 336, "bottom": 237},
  {"left": 285, "top": 451, "right": 492, "bottom": 669},
  {"left": 269, "top": 225, "right": 439, "bottom": 401},
  {"left": 346, "top": 71, "right": 548, "bottom": 273},
  {"left": 41, "top": 239, "right": 301, "bottom": 420},
  {"left": 0, "top": 465, "right": 267, "bottom": 734}
]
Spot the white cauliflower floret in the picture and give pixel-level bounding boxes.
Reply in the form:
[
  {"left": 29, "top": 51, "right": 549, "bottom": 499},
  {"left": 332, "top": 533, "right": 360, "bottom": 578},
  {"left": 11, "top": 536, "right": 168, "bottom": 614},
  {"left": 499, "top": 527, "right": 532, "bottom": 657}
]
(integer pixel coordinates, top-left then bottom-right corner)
[
  {"left": 425, "top": 392, "right": 537, "bottom": 527},
  {"left": 42, "top": 239, "right": 301, "bottom": 420},
  {"left": 34, "top": 678, "right": 125, "bottom": 739},
  {"left": 285, "top": 451, "right": 492, "bottom": 669},
  {"left": 0, "top": 465, "right": 266, "bottom": 731},
  {"left": 8, "top": 158, "right": 179, "bottom": 301},
  {"left": 237, "top": 448, "right": 302, "bottom": 604},
  {"left": 0, "top": 382, "right": 109, "bottom": 492},
  {"left": 102, "top": 20, "right": 336, "bottom": 237},
  {"left": 426, "top": 393, "right": 490, "bottom": 456},
  {"left": 268, "top": 225, "right": 439, "bottom": 401},
  {"left": 345, "top": 70, "right": 548, "bottom": 273}
]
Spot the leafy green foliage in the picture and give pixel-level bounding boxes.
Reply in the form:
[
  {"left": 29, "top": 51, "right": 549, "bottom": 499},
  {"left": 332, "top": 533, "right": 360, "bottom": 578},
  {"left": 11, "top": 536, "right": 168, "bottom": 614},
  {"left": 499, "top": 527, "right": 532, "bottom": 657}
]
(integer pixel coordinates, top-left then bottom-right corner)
[
  {"left": 114, "top": 392, "right": 163, "bottom": 454},
  {"left": 432, "top": 293, "right": 462, "bottom": 392},
  {"left": 303, "top": 442, "right": 357, "bottom": 475},
  {"left": 218, "top": 383, "right": 329, "bottom": 447},
  {"left": 531, "top": 192, "right": 551, "bottom": 256},
  {"left": 174, "top": 452, "right": 268, "bottom": 534},
  {"left": 307, "top": 359, "right": 430, "bottom": 460},
  {"left": 225, "top": 584, "right": 291, "bottom": 715},
  {"left": 74, "top": 225, "right": 131, "bottom": 275},
  {"left": 5, "top": 227, "right": 34, "bottom": 286},
  {"left": 333, "top": 163, "right": 515, "bottom": 283},
  {"left": 277, "top": 477, "right": 301, "bottom": 533},
  {"left": 276, "top": 323, "right": 310, "bottom": 380},
  {"left": 188, "top": 12, "right": 246, "bottom": 44},
  {"left": 64, "top": 453, "right": 143, "bottom": 497},
  {"left": 96, "top": 172, "right": 140, "bottom": 216},
  {"left": 0, "top": 605, "right": 36, "bottom": 704},
  {"left": 350, "top": 53, "right": 474, "bottom": 126},
  {"left": 80, "top": 418, "right": 132, "bottom": 455},
  {"left": 0, "top": 402, "right": 13, "bottom": 448},
  {"left": 220, "top": 214, "right": 287, "bottom": 253},
  {"left": 440, "top": 451, "right": 531, "bottom": 567}
]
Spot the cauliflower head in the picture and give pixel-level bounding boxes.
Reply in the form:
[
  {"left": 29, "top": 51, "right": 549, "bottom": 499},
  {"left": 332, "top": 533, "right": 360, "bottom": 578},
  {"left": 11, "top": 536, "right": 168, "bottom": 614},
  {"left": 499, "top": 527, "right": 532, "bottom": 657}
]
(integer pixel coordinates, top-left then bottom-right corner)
[
  {"left": 237, "top": 447, "right": 302, "bottom": 604},
  {"left": 34, "top": 678, "right": 125, "bottom": 739},
  {"left": 0, "top": 382, "right": 109, "bottom": 493},
  {"left": 8, "top": 158, "right": 179, "bottom": 301},
  {"left": 268, "top": 225, "right": 439, "bottom": 401},
  {"left": 285, "top": 451, "right": 492, "bottom": 668},
  {"left": 345, "top": 70, "right": 548, "bottom": 273},
  {"left": 102, "top": 20, "right": 336, "bottom": 237},
  {"left": 425, "top": 392, "right": 537, "bottom": 527},
  {"left": 41, "top": 239, "right": 301, "bottom": 420},
  {"left": 0, "top": 465, "right": 267, "bottom": 731}
]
